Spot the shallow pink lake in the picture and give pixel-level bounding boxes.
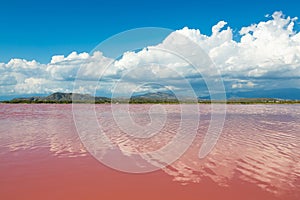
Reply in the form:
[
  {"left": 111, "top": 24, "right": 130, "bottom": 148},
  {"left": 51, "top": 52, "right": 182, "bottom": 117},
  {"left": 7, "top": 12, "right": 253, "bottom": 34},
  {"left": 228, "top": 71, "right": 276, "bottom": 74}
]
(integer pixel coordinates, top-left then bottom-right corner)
[{"left": 0, "top": 104, "right": 299, "bottom": 200}]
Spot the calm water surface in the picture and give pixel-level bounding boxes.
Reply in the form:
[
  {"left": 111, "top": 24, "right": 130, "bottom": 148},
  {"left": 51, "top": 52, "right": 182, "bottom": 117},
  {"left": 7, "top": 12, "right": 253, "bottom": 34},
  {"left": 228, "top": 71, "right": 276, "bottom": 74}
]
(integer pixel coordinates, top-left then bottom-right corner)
[{"left": 0, "top": 104, "right": 299, "bottom": 200}]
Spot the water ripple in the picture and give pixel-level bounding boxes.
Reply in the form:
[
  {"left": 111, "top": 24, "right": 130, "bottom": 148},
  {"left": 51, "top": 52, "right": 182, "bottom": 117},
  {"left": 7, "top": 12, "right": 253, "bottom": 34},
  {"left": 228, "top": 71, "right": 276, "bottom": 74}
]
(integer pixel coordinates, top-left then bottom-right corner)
[{"left": 0, "top": 104, "right": 299, "bottom": 198}]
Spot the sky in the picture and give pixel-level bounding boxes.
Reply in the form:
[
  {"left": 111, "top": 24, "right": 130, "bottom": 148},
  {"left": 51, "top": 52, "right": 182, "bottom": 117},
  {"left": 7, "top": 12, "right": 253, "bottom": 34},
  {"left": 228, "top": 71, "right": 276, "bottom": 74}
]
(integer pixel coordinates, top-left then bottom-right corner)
[
  {"left": 1, "top": 0, "right": 299, "bottom": 63},
  {"left": 1, "top": 0, "right": 300, "bottom": 99}
]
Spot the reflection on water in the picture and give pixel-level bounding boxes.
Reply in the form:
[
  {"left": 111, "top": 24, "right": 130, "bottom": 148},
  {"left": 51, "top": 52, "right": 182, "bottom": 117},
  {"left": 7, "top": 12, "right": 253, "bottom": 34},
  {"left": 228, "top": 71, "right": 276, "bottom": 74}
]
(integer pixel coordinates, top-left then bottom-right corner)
[
  {"left": 164, "top": 105, "right": 300, "bottom": 195},
  {"left": 0, "top": 104, "right": 299, "bottom": 200},
  {"left": 0, "top": 104, "right": 87, "bottom": 157}
]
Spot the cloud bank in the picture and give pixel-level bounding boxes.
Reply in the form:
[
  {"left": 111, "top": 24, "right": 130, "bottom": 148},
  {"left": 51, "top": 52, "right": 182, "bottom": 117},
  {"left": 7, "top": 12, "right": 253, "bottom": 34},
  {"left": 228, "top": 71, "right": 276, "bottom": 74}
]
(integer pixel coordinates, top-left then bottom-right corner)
[{"left": 1, "top": 11, "right": 300, "bottom": 98}]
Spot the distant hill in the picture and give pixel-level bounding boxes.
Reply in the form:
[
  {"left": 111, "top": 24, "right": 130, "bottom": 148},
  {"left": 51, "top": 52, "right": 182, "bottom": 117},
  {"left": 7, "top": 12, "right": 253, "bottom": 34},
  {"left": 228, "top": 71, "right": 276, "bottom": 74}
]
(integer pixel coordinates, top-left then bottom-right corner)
[
  {"left": 200, "top": 88, "right": 300, "bottom": 100},
  {"left": 8, "top": 92, "right": 110, "bottom": 103},
  {"left": 130, "top": 92, "right": 179, "bottom": 103},
  {"left": 228, "top": 88, "right": 300, "bottom": 100},
  {"left": 132, "top": 92, "right": 176, "bottom": 99}
]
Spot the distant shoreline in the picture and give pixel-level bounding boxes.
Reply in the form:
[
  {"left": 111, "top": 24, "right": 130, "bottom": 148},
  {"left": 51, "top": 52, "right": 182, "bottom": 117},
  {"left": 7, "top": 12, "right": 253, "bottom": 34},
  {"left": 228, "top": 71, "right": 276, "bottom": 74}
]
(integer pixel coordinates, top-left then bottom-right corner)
[
  {"left": 1, "top": 101, "right": 300, "bottom": 105},
  {"left": 1, "top": 92, "right": 300, "bottom": 104}
]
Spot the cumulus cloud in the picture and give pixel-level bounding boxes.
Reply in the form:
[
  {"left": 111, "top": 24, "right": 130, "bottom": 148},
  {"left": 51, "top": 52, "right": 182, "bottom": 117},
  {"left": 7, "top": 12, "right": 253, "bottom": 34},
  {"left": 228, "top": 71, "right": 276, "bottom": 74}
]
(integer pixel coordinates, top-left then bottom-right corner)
[
  {"left": 0, "top": 11, "right": 300, "bottom": 98},
  {"left": 232, "top": 81, "right": 256, "bottom": 89},
  {"left": 176, "top": 11, "right": 300, "bottom": 91}
]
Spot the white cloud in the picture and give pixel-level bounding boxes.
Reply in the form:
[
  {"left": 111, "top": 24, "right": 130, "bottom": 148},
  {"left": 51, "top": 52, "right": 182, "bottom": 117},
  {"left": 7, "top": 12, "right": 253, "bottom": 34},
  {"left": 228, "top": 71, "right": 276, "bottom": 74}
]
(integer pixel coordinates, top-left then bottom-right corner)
[
  {"left": 212, "top": 21, "right": 228, "bottom": 35},
  {"left": 0, "top": 11, "right": 300, "bottom": 97},
  {"left": 14, "top": 78, "right": 48, "bottom": 94},
  {"left": 232, "top": 81, "right": 256, "bottom": 89}
]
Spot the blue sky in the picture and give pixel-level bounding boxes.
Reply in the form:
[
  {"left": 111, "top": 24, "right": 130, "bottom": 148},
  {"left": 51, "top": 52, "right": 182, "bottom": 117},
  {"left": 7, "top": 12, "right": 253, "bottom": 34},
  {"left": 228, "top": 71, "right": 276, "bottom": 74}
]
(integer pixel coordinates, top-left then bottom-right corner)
[
  {"left": 1, "top": 0, "right": 300, "bottom": 99},
  {"left": 1, "top": 0, "right": 299, "bottom": 63}
]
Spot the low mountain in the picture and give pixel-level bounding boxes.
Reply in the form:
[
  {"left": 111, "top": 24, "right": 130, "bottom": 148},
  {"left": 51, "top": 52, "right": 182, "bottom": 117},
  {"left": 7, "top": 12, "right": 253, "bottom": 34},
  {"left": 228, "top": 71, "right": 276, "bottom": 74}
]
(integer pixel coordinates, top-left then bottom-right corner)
[
  {"left": 9, "top": 92, "right": 111, "bottom": 103},
  {"left": 132, "top": 92, "right": 177, "bottom": 99},
  {"left": 199, "top": 88, "right": 300, "bottom": 100},
  {"left": 45, "top": 92, "right": 93, "bottom": 101},
  {"left": 130, "top": 92, "right": 179, "bottom": 103},
  {"left": 228, "top": 88, "right": 300, "bottom": 100}
]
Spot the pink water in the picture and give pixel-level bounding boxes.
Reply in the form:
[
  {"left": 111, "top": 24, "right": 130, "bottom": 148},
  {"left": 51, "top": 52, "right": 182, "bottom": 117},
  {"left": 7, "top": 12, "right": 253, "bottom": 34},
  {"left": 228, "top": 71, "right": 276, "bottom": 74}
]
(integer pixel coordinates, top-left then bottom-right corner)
[{"left": 0, "top": 104, "right": 299, "bottom": 200}]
